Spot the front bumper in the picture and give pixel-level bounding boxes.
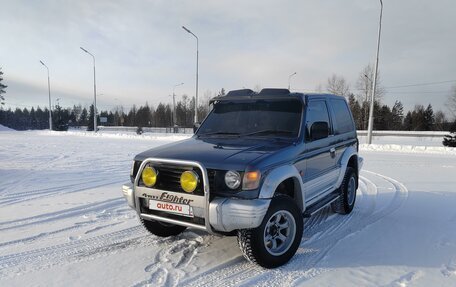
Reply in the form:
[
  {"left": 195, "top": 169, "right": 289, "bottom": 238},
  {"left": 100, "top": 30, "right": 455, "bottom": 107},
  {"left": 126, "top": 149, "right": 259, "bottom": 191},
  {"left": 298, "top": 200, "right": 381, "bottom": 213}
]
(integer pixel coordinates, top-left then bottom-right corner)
[
  {"left": 122, "top": 183, "right": 135, "bottom": 209},
  {"left": 209, "top": 197, "right": 270, "bottom": 232},
  {"left": 122, "top": 182, "right": 270, "bottom": 233}
]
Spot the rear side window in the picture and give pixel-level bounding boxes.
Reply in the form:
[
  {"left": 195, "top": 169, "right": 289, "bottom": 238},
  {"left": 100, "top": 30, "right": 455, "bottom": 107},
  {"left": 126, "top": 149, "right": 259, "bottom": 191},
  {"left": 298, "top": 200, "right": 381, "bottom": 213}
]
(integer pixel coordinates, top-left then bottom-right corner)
[
  {"left": 330, "top": 99, "right": 354, "bottom": 134},
  {"left": 305, "top": 100, "right": 330, "bottom": 141}
]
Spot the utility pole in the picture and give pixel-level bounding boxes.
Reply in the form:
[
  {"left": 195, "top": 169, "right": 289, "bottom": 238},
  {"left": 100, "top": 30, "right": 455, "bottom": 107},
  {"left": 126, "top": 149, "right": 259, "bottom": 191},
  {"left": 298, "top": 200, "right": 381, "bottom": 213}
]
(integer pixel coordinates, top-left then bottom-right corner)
[
  {"left": 182, "top": 26, "right": 199, "bottom": 123},
  {"left": 367, "top": 0, "right": 383, "bottom": 144},
  {"left": 80, "top": 47, "right": 97, "bottom": 132},
  {"left": 39, "top": 60, "right": 52, "bottom": 131},
  {"left": 172, "top": 82, "right": 184, "bottom": 130}
]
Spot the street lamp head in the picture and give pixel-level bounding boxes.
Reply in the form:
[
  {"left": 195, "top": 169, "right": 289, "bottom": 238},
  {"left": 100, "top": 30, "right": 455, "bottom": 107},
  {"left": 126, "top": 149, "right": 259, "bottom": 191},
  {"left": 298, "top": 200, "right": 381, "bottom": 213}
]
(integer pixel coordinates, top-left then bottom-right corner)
[
  {"left": 40, "top": 60, "right": 45, "bottom": 66},
  {"left": 182, "top": 26, "right": 191, "bottom": 33},
  {"left": 80, "top": 47, "right": 89, "bottom": 53}
]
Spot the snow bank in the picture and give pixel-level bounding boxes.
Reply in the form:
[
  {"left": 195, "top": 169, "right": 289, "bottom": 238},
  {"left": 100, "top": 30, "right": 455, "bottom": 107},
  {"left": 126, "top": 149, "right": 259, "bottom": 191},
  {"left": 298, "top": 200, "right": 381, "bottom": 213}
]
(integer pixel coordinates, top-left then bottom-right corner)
[
  {"left": 360, "top": 143, "right": 456, "bottom": 155},
  {"left": 0, "top": 124, "right": 14, "bottom": 131},
  {"left": 38, "top": 130, "right": 192, "bottom": 141}
]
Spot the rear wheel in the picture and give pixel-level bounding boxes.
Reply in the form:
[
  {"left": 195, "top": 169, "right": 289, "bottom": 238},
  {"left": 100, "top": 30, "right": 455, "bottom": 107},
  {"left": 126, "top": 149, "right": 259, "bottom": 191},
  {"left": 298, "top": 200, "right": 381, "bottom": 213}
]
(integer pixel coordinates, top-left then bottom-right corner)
[
  {"left": 140, "top": 218, "right": 187, "bottom": 237},
  {"left": 237, "top": 195, "right": 303, "bottom": 268},
  {"left": 331, "top": 166, "right": 357, "bottom": 214}
]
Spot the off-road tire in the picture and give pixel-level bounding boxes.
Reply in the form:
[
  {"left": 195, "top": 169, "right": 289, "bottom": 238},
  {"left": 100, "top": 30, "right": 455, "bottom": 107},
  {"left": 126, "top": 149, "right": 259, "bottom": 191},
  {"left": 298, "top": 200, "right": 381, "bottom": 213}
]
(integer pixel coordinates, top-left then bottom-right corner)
[
  {"left": 140, "top": 218, "right": 187, "bottom": 237},
  {"left": 237, "top": 195, "right": 303, "bottom": 268},
  {"left": 331, "top": 166, "right": 357, "bottom": 214}
]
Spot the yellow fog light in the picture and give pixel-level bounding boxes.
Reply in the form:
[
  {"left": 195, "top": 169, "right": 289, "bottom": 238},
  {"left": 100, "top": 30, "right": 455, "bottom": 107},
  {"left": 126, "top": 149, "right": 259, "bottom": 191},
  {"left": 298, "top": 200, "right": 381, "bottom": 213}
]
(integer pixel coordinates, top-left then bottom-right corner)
[
  {"left": 142, "top": 166, "right": 157, "bottom": 187},
  {"left": 180, "top": 170, "right": 198, "bottom": 193}
]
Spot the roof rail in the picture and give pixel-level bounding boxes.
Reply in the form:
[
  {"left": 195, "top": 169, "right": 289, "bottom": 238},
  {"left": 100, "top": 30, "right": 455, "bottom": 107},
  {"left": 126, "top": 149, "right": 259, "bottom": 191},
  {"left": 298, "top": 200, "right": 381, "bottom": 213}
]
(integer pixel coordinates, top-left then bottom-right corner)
[{"left": 258, "top": 88, "right": 290, "bottom": 96}]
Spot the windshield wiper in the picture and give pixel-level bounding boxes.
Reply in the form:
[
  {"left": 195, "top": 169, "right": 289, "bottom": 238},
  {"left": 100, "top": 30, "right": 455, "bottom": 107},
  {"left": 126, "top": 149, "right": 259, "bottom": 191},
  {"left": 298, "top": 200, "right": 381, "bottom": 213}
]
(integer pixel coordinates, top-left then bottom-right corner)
[
  {"left": 241, "top": 129, "right": 295, "bottom": 137},
  {"left": 198, "top": 131, "right": 241, "bottom": 137}
]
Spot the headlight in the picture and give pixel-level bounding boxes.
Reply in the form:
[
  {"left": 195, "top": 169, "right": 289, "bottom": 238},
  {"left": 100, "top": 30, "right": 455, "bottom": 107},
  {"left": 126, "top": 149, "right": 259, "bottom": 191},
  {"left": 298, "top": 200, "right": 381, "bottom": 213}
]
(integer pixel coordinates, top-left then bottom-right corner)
[
  {"left": 180, "top": 170, "right": 198, "bottom": 193},
  {"left": 225, "top": 170, "right": 241, "bottom": 189},
  {"left": 242, "top": 170, "right": 261, "bottom": 190},
  {"left": 142, "top": 166, "right": 157, "bottom": 187}
]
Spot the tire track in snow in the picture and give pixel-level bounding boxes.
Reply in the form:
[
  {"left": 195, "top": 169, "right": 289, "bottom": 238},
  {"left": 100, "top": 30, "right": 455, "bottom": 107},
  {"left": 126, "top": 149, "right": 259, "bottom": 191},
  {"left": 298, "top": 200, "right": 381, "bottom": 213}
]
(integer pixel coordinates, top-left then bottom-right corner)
[
  {"left": 0, "top": 226, "right": 149, "bottom": 278},
  {"left": 0, "top": 198, "right": 133, "bottom": 250},
  {"left": 131, "top": 232, "right": 209, "bottom": 287},
  {"left": 0, "top": 179, "right": 125, "bottom": 206},
  {"left": 181, "top": 170, "right": 408, "bottom": 287},
  {"left": 0, "top": 198, "right": 125, "bottom": 231}
]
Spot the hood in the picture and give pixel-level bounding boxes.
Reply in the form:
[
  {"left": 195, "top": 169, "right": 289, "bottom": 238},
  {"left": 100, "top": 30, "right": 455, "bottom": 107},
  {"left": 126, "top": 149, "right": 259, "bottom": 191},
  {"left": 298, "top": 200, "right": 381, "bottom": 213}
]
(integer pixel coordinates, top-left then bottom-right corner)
[{"left": 134, "top": 136, "right": 293, "bottom": 171}]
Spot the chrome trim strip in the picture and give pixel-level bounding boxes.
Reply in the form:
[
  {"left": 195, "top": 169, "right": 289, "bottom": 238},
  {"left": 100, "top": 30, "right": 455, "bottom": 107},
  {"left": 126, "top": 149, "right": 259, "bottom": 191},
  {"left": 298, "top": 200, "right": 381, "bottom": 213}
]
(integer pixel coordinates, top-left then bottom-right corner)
[
  {"left": 134, "top": 158, "right": 213, "bottom": 234},
  {"left": 140, "top": 213, "right": 207, "bottom": 231},
  {"left": 306, "top": 196, "right": 340, "bottom": 217}
]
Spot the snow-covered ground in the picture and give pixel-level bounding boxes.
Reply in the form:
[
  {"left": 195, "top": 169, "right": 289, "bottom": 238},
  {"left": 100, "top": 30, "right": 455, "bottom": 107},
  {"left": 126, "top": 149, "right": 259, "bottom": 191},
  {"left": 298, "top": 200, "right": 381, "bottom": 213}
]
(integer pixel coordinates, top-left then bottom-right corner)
[{"left": 0, "top": 129, "right": 456, "bottom": 286}]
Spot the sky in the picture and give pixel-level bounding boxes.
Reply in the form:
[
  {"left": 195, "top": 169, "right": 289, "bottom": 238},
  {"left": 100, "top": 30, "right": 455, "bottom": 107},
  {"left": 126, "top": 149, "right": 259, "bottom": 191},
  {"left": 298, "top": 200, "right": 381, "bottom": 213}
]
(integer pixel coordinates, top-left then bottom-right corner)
[{"left": 1, "top": 0, "right": 455, "bottom": 116}]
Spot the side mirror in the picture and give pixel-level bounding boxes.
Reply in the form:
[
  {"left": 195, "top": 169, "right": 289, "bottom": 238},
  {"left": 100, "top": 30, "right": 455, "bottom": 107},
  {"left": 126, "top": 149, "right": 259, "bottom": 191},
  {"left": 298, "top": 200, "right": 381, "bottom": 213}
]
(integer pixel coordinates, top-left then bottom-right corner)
[
  {"left": 310, "top": 121, "right": 329, "bottom": 141},
  {"left": 193, "top": 122, "right": 201, "bottom": 133}
]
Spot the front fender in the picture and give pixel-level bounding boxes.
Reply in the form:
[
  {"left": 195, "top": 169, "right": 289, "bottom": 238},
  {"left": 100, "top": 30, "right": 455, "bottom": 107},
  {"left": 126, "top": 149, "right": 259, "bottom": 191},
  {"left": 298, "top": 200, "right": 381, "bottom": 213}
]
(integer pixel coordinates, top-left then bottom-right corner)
[{"left": 258, "top": 165, "right": 304, "bottom": 212}]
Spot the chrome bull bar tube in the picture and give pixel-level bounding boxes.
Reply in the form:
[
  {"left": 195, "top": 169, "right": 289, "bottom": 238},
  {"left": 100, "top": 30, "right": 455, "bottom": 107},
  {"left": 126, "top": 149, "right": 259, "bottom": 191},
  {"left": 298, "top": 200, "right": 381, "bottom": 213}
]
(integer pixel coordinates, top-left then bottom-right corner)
[{"left": 133, "top": 158, "right": 214, "bottom": 234}]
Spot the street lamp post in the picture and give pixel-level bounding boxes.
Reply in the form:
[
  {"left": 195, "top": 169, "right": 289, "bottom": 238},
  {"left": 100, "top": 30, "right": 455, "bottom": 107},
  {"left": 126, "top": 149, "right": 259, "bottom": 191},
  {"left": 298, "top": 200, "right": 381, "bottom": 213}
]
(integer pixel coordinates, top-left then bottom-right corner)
[
  {"left": 367, "top": 0, "right": 383, "bottom": 144},
  {"left": 182, "top": 26, "right": 199, "bottom": 124},
  {"left": 288, "top": 72, "right": 297, "bottom": 90},
  {"left": 39, "top": 60, "right": 52, "bottom": 131},
  {"left": 80, "top": 47, "right": 97, "bottom": 133},
  {"left": 172, "top": 82, "right": 184, "bottom": 129}
]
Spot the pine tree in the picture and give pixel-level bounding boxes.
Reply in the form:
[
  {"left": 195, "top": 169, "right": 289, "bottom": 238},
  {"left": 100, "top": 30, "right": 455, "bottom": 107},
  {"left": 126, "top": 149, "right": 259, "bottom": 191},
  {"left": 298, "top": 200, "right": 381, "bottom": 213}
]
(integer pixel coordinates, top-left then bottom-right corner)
[
  {"left": 348, "top": 94, "right": 362, "bottom": 129},
  {"left": 391, "top": 101, "right": 404, "bottom": 130},
  {"left": 424, "top": 104, "right": 435, "bottom": 131},
  {"left": 87, "top": 104, "right": 95, "bottom": 131},
  {"left": 0, "top": 67, "right": 7, "bottom": 105}
]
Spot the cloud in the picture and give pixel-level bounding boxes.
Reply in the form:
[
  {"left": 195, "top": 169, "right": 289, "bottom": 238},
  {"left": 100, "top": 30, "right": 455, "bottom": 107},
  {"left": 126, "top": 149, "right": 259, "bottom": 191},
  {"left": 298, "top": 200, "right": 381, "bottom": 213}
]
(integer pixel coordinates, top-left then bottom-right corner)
[{"left": 1, "top": 0, "right": 455, "bottom": 114}]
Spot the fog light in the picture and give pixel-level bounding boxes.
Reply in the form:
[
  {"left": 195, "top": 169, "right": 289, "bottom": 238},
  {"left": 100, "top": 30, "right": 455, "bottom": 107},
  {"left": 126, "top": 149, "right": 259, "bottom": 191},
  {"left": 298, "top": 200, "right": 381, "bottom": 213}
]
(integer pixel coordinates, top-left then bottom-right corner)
[
  {"left": 180, "top": 170, "right": 198, "bottom": 193},
  {"left": 142, "top": 166, "right": 157, "bottom": 187}
]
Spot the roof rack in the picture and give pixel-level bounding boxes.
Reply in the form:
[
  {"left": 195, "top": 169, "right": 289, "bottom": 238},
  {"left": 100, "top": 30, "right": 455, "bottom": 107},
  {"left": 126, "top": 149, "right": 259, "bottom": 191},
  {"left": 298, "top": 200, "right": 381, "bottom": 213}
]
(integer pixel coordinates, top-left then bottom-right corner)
[
  {"left": 258, "top": 88, "right": 290, "bottom": 96},
  {"left": 209, "top": 88, "right": 293, "bottom": 104},
  {"left": 225, "top": 89, "right": 255, "bottom": 97}
]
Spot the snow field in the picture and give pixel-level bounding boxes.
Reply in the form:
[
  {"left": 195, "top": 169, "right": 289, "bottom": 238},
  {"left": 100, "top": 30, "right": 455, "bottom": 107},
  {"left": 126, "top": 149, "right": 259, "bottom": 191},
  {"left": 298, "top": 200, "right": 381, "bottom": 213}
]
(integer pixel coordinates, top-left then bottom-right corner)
[{"left": 0, "top": 130, "right": 455, "bottom": 286}]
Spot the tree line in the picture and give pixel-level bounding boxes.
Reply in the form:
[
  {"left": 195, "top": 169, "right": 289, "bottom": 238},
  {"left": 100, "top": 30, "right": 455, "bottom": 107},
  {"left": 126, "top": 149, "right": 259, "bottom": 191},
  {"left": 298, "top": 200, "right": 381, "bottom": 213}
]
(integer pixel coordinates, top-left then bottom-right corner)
[
  {"left": 0, "top": 94, "right": 215, "bottom": 131},
  {"left": 1, "top": 64, "right": 455, "bottom": 131},
  {"left": 0, "top": 92, "right": 451, "bottom": 132}
]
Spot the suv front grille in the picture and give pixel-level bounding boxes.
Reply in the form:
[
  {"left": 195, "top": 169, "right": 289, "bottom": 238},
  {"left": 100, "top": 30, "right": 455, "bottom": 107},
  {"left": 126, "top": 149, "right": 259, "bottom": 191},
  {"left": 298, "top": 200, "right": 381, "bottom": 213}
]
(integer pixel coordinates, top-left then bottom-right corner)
[{"left": 139, "top": 164, "right": 207, "bottom": 196}]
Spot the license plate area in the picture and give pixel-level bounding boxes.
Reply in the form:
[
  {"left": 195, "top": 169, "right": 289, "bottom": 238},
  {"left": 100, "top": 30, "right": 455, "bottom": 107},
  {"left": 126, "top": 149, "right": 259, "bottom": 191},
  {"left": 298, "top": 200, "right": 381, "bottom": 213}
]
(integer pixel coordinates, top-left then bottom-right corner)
[{"left": 149, "top": 199, "right": 194, "bottom": 218}]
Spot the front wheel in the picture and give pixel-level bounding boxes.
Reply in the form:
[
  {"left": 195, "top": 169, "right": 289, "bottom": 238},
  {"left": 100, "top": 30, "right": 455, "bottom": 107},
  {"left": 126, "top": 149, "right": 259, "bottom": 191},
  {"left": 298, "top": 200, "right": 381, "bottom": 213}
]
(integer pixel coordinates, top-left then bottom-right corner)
[
  {"left": 140, "top": 218, "right": 187, "bottom": 237},
  {"left": 237, "top": 195, "right": 303, "bottom": 268}
]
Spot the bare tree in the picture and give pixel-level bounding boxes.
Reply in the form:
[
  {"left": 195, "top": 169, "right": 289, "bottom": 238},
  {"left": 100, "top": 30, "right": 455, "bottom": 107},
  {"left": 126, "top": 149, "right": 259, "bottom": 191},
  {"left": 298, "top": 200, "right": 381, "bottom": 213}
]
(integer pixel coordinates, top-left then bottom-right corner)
[
  {"left": 448, "top": 85, "right": 456, "bottom": 116},
  {"left": 434, "top": 110, "right": 447, "bottom": 131},
  {"left": 355, "top": 64, "right": 386, "bottom": 130},
  {"left": 315, "top": 84, "right": 323, "bottom": 93},
  {"left": 355, "top": 64, "right": 385, "bottom": 103},
  {"left": 326, "top": 74, "right": 350, "bottom": 98}
]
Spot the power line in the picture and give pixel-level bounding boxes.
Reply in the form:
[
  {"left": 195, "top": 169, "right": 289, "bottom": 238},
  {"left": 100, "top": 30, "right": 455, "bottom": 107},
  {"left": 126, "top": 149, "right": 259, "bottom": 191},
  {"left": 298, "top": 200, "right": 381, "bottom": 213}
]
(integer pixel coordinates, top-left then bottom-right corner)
[
  {"left": 386, "top": 90, "right": 451, "bottom": 94},
  {"left": 384, "top": 80, "right": 456, "bottom": 89}
]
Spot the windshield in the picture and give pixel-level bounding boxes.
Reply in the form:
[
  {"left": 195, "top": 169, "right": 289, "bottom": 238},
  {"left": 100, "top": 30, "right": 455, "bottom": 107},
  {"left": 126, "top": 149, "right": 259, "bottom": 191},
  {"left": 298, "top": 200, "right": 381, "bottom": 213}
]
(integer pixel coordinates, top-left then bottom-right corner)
[{"left": 197, "top": 99, "right": 302, "bottom": 138}]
